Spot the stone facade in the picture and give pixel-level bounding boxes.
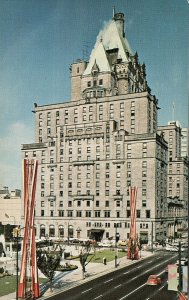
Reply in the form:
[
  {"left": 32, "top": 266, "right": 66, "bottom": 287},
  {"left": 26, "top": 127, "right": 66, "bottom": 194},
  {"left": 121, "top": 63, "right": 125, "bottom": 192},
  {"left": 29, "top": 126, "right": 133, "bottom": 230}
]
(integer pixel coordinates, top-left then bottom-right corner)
[
  {"left": 22, "top": 12, "right": 170, "bottom": 244},
  {"left": 158, "top": 121, "right": 188, "bottom": 238}
]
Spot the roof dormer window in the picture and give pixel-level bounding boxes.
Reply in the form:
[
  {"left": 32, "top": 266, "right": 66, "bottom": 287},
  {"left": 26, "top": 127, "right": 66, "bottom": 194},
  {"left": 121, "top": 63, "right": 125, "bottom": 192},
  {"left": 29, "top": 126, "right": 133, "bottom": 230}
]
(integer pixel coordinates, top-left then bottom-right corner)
[{"left": 91, "top": 59, "right": 99, "bottom": 76}]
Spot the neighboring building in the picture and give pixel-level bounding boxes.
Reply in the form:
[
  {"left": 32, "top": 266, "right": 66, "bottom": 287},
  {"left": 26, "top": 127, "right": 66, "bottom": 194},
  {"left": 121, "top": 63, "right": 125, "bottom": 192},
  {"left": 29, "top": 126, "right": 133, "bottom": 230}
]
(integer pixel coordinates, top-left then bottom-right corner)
[
  {"left": 158, "top": 121, "right": 188, "bottom": 238},
  {"left": 181, "top": 127, "right": 189, "bottom": 158},
  {"left": 0, "top": 186, "right": 22, "bottom": 226},
  {"left": 22, "top": 12, "right": 169, "bottom": 243}
]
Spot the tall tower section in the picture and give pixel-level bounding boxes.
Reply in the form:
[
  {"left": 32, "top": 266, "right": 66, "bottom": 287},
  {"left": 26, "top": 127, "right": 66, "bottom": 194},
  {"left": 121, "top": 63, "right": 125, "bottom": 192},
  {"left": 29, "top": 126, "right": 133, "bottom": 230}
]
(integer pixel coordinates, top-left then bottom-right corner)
[
  {"left": 70, "top": 60, "right": 87, "bottom": 101},
  {"left": 69, "top": 12, "right": 158, "bottom": 134}
]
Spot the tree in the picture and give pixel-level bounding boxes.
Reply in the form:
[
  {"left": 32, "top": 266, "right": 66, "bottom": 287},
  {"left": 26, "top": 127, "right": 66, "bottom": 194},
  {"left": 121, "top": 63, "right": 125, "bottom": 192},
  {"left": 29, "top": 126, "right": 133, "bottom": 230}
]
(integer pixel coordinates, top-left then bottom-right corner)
[
  {"left": 79, "top": 240, "right": 96, "bottom": 279},
  {"left": 37, "top": 244, "right": 63, "bottom": 291}
]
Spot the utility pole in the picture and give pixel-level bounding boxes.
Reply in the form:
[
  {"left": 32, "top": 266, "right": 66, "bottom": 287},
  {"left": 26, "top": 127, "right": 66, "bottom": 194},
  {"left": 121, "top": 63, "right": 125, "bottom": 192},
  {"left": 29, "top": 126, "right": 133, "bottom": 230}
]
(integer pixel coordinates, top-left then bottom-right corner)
[
  {"left": 151, "top": 221, "right": 154, "bottom": 253},
  {"left": 178, "top": 241, "right": 182, "bottom": 292},
  {"left": 115, "top": 224, "right": 118, "bottom": 268}
]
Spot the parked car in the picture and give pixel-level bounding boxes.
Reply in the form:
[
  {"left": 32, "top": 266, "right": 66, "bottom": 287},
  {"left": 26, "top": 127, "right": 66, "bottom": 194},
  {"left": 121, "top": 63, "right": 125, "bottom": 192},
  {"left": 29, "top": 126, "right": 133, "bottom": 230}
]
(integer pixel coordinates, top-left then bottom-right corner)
[
  {"left": 118, "top": 240, "right": 127, "bottom": 246},
  {"left": 165, "top": 244, "right": 178, "bottom": 252},
  {"left": 146, "top": 275, "right": 161, "bottom": 285}
]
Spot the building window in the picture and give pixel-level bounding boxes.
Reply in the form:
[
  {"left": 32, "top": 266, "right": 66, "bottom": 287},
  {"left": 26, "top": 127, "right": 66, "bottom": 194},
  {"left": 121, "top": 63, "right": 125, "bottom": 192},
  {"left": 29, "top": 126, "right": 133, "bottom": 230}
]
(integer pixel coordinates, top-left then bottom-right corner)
[
  {"left": 120, "top": 111, "right": 124, "bottom": 118},
  {"left": 116, "top": 201, "right": 121, "bottom": 207},
  {"left": 68, "top": 201, "right": 72, "bottom": 207},
  {"left": 116, "top": 189, "right": 120, "bottom": 195},
  {"left": 96, "top": 164, "right": 100, "bottom": 170},
  {"left": 105, "top": 201, "right": 109, "bottom": 207},
  {"left": 67, "top": 211, "right": 73, "bottom": 217},
  {"left": 76, "top": 211, "right": 82, "bottom": 217},
  {"left": 59, "top": 210, "right": 64, "bottom": 217},
  {"left": 104, "top": 211, "right": 110, "bottom": 218},
  {"left": 127, "top": 210, "right": 130, "bottom": 218},
  {"left": 146, "top": 210, "right": 151, "bottom": 218},
  {"left": 105, "top": 190, "right": 109, "bottom": 196},
  {"left": 95, "top": 211, "right": 100, "bottom": 217},
  {"left": 96, "top": 146, "right": 100, "bottom": 152},
  {"left": 99, "top": 79, "right": 103, "bottom": 85},
  {"left": 86, "top": 211, "right": 91, "bottom": 217},
  {"left": 41, "top": 210, "right": 44, "bottom": 216},
  {"left": 96, "top": 201, "right": 99, "bottom": 207}
]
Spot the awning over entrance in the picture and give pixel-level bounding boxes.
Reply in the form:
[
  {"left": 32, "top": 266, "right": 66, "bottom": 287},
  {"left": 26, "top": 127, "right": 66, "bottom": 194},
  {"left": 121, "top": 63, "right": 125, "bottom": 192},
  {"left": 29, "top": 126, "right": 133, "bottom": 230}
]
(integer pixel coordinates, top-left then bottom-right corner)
[
  {"left": 89, "top": 229, "right": 104, "bottom": 233},
  {"left": 89, "top": 229, "right": 104, "bottom": 242}
]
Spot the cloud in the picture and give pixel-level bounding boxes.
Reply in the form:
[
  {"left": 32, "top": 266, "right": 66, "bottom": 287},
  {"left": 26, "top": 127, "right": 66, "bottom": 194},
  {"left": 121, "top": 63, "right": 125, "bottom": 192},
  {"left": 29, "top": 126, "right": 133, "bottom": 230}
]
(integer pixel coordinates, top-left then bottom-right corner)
[{"left": 0, "top": 121, "right": 33, "bottom": 190}]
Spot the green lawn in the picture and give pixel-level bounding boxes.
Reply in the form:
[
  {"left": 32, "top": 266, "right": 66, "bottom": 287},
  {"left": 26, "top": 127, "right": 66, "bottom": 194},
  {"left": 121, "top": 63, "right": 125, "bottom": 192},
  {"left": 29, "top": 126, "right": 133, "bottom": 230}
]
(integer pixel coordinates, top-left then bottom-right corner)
[
  {"left": 75, "top": 249, "right": 127, "bottom": 263},
  {"left": 0, "top": 276, "right": 48, "bottom": 297}
]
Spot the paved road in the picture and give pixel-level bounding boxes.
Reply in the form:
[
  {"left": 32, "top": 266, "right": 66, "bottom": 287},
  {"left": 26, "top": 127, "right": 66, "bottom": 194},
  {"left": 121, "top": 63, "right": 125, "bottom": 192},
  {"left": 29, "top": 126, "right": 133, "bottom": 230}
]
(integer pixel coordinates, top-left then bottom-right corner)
[{"left": 46, "top": 251, "right": 178, "bottom": 300}]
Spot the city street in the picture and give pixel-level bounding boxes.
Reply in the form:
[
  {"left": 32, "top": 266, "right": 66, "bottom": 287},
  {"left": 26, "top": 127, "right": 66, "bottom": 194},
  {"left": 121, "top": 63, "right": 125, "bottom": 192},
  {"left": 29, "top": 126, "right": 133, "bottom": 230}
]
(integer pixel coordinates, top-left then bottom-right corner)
[{"left": 46, "top": 251, "right": 178, "bottom": 300}]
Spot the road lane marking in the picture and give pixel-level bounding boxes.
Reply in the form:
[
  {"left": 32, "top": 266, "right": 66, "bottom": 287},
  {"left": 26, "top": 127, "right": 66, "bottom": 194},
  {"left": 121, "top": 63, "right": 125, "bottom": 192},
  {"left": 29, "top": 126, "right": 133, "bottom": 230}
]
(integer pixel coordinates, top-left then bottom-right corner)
[
  {"left": 114, "top": 284, "right": 122, "bottom": 289},
  {"left": 82, "top": 288, "right": 92, "bottom": 293},
  {"left": 104, "top": 278, "right": 113, "bottom": 283},
  {"left": 147, "top": 260, "right": 153, "bottom": 264},
  {"left": 94, "top": 295, "right": 103, "bottom": 299},
  {"left": 119, "top": 283, "right": 146, "bottom": 299},
  {"left": 123, "top": 270, "right": 132, "bottom": 275}
]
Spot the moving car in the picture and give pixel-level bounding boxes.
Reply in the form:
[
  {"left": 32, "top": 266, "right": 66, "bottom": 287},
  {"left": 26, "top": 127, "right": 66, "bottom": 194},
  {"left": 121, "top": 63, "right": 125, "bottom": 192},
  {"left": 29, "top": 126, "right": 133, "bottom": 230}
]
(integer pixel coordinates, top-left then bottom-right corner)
[{"left": 146, "top": 275, "right": 161, "bottom": 285}]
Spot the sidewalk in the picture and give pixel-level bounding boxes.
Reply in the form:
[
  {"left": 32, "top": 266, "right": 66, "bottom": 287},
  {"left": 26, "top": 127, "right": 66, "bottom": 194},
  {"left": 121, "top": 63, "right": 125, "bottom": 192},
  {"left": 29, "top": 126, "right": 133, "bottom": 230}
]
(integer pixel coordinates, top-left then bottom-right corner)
[{"left": 0, "top": 250, "right": 153, "bottom": 300}]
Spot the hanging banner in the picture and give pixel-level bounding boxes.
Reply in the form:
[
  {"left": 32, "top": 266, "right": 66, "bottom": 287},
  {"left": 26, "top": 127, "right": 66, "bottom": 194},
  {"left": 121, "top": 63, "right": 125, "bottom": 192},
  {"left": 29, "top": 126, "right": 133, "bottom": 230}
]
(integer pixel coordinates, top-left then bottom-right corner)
[
  {"left": 168, "top": 264, "right": 178, "bottom": 291},
  {"left": 182, "top": 266, "right": 188, "bottom": 293}
]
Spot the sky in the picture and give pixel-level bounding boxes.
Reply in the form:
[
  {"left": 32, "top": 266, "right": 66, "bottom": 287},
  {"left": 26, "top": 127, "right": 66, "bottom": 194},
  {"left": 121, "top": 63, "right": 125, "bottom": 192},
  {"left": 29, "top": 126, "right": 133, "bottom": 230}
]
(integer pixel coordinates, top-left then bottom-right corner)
[{"left": 0, "top": 0, "right": 188, "bottom": 191}]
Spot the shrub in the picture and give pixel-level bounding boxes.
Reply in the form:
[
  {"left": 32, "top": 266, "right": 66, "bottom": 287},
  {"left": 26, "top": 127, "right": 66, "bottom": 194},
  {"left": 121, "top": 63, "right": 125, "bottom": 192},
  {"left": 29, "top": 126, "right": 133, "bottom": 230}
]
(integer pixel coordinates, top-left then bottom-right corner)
[
  {"left": 56, "top": 264, "right": 78, "bottom": 272},
  {"left": 0, "top": 267, "right": 4, "bottom": 274}
]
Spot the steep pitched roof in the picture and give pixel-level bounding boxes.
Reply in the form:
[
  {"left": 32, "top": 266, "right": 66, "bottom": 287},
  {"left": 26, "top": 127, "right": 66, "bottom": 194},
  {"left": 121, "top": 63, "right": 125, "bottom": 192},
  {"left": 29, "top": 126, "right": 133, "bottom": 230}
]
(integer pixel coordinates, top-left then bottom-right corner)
[
  {"left": 83, "top": 18, "right": 132, "bottom": 75},
  {"left": 83, "top": 41, "right": 111, "bottom": 75}
]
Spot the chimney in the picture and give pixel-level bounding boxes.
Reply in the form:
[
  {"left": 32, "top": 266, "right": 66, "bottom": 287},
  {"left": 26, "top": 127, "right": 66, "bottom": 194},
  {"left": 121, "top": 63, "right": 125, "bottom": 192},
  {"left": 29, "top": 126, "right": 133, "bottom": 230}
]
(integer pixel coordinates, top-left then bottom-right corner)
[{"left": 113, "top": 12, "right": 125, "bottom": 37}]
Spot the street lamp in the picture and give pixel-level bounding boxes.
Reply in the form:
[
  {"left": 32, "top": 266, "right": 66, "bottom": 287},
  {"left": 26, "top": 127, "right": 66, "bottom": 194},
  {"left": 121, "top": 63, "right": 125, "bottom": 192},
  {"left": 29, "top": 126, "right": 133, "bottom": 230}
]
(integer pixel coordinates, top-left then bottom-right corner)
[
  {"left": 14, "top": 227, "right": 21, "bottom": 300},
  {"left": 114, "top": 223, "right": 120, "bottom": 268},
  {"left": 68, "top": 222, "right": 73, "bottom": 246}
]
